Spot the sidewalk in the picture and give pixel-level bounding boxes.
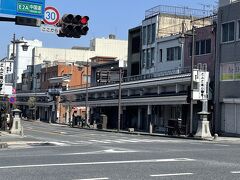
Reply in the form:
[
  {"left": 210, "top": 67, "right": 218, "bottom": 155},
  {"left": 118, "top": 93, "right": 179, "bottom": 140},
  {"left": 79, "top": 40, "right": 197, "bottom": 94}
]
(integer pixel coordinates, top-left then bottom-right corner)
[
  {"left": 0, "top": 130, "right": 43, "bottom": 149},
  {"left": 76, "top": 126, "right": 240, "bottom": 143}
]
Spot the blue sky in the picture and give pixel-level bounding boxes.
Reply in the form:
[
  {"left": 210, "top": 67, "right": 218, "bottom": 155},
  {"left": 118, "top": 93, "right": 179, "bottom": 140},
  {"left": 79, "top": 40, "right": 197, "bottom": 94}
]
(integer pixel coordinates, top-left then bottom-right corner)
[{"left": 0, "top": 0, "right": 217, "bottom": 58}]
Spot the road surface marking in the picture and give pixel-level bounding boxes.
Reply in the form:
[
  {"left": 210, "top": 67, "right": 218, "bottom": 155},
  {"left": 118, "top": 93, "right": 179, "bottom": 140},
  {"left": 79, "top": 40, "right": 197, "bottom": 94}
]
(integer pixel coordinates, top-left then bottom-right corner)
[
  {"left": 231, "top": 171, "right": 240, "bottom": 174},
  {"left": 60, "top": 149, "right": 137, "bottom": 155},
  {"left": 150, "top": 173, "right": 194, "bottom": 177},
  {"left": 73, "top": 178, "right": 109, "bottom": 180},
  {"left": 0, "top": 158, "right": 195, "bottom": 169},
  {"left": 214, "top": 144, "right": 230, "bottom": 147}
]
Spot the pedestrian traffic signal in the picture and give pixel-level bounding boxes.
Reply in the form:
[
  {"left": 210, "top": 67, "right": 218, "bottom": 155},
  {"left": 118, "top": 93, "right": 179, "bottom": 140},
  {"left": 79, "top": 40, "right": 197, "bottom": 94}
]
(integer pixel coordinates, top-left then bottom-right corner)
[{"left": 57, "top": 14, "right": 89, "bottom": 38}]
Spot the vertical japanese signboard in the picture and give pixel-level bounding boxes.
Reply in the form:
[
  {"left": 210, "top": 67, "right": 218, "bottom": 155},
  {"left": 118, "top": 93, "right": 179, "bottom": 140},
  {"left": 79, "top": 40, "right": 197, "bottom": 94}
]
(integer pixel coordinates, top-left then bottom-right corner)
[{"left": 0, "top": 62, "right": 4, "bottom": 94}]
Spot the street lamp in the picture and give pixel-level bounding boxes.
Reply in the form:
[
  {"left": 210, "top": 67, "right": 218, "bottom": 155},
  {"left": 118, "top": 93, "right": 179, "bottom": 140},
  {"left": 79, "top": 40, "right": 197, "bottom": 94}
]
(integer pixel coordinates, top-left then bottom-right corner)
[
  {"left": 85, "top": 59, "right": 89, "bottom": 125},
  {"left": 178, "top": 25, "right": 195, "bottom": 136},
  {"left": 76, "top": 60, "right": 90, "bottom": 126},
  {"left": 11, "top": 34, "right": 29, "bottom": 89}
]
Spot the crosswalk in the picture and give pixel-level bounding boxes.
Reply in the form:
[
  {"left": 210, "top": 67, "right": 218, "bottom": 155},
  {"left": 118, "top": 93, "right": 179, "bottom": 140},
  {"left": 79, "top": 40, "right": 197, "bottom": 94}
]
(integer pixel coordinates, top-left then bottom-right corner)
[{"left": 50, "top": 138, "right": 180, "bottom": 146}]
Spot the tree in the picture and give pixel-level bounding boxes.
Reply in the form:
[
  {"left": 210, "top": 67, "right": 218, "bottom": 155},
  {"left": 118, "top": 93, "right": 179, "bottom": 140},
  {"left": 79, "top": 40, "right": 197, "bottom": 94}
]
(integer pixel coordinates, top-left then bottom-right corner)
[{"left": 27, "top": 97, "right": 36, "bottom": 119}]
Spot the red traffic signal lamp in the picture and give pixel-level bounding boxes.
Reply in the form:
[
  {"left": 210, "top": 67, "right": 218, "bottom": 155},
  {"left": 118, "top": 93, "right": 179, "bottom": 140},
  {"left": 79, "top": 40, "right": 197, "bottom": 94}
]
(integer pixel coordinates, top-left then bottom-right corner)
[
  {"left": 80, "top": 16, "right": 89, "bottom": 25},
  {"left": 57, "top": 14, "right": 89, "bottom": 38}
]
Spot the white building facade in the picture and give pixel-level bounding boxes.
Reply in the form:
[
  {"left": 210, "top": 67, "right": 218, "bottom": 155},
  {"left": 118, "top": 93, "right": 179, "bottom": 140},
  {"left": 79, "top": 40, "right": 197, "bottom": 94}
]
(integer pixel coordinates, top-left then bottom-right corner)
[{"left": 33, "top": 36, "right": 128, "bottom": 66}]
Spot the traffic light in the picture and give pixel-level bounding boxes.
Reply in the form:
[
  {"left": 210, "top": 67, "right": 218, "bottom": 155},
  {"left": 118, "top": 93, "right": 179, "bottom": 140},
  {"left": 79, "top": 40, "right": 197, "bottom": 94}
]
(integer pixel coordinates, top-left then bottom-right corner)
[
  {"left": 57, "top": 14, "right": 89, "bottom": 38},
  {"left": 186, "top": 85, "right": 191, "bottom": 104}
]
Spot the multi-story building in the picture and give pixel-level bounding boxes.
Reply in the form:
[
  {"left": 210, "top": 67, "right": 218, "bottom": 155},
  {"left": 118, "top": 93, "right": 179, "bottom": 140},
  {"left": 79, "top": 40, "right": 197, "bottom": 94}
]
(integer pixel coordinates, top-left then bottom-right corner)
[
  {"left": 215, "top": 0, "right": 240, "bottom": 135},
  {"left": 60, "top": 5, "right": 214, "bottom": 135},
  {"left": 141, "top": 5, "right": 211, "bottom": 75},
  {"left": 127, "top": 26, "right": 141, "bottom": 76},
  {"left": 17, "top": 62, "right": 89, "bottom": 123}
]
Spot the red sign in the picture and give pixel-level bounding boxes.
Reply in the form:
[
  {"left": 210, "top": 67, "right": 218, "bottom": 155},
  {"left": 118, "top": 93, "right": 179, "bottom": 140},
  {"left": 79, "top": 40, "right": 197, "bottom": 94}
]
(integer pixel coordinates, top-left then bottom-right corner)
[{"left": 43, "top": 6, "right": 60, "bottom": 25}]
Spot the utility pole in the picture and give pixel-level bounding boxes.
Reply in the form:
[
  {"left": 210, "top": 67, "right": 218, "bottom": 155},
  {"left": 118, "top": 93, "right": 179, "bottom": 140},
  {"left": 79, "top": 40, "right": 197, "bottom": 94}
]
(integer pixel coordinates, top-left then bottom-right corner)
[
  {"left": 189, "top": 25, "right": 195, "bottom": 135},
  {"left": 85, "top": 59, "right": 89, "bottom": 125},
  {"left": 117, "top": 67, "right": 122, "bottom": 132},
  {"left": 12, "top": 34, "right": 16, "bottom": 89}
]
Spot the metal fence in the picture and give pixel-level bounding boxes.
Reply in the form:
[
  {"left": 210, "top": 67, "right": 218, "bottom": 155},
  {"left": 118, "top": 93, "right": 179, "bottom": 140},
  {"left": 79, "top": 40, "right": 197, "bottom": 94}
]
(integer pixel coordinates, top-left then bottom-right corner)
[{"left": 145, "top": 5, "right": 212, "bottom": 19}]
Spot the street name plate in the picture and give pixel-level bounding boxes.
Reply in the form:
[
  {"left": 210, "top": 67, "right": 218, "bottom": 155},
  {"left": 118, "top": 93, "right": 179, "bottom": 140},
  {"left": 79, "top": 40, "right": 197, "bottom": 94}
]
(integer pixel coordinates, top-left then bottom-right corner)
[
  {"left": 0, "top": 0, "right": 45, "bottom": 19},
  {"left": 17, "top": 1, "right": 42, "bottom": 16}
]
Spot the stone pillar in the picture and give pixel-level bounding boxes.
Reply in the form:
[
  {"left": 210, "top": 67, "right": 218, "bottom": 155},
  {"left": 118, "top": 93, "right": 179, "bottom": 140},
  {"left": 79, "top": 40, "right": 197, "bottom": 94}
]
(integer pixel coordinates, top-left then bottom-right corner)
[
  {"left": 194, "top": 100, "right": 212, "bottom": 139},
  {"left": 10, "top": 109, "right": 23, "bottom": 136}
]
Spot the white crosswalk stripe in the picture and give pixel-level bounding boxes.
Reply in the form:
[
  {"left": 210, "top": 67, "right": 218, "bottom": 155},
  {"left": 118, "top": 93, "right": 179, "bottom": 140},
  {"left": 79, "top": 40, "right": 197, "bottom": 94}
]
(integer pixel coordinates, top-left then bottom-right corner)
[{"left": 49, "top": 138, "right": 181, "bottom": 146}]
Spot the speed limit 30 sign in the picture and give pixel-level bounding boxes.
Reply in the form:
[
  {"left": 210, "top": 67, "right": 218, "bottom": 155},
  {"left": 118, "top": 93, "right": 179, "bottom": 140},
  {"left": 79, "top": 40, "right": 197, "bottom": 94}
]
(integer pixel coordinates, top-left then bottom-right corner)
[{"left": 43, "top": 6, "right": 60, "bottom": 25}]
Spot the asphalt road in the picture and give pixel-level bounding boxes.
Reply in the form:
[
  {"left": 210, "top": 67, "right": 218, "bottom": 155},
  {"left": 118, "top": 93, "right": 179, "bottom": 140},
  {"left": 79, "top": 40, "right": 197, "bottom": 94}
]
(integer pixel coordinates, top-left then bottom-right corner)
[{"left": 0, "top": 120, "right": 240, "bottom": 180}]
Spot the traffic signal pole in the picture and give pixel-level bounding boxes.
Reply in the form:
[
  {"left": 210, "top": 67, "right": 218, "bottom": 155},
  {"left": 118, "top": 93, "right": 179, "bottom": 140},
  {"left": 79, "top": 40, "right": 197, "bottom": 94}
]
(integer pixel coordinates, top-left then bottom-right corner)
[
  {"left": 0, "top": 17, "right": 15, "bottom": 22},
  {"left": 0, "top": 16, "right": 41, "bottom": 26}
]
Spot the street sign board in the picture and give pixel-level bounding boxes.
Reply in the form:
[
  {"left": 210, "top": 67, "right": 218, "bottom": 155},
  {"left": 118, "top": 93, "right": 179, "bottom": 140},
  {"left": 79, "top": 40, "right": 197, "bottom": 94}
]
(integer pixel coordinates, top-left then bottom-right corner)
[
  {"left": 41, "top": 24, "right": 60, "bottom": 34},
  {"left": 9, "top": 96, "right": 16, "bottom": 104},
  {"left": 0, "top": 0, "right": 45, "bottom": 19},
  {"left": 43, "top": 6, "right": 60, "bottom": 25}
]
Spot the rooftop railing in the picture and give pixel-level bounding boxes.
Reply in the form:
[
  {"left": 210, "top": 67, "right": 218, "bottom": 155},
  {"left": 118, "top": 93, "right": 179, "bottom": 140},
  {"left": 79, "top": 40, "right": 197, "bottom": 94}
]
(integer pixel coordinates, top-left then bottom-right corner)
[
  {"left": 145, "top": 5, "right": 211, "bottom": 19},
  {"left": 68, "top": 67, "right": 191, "bottom": 91}
]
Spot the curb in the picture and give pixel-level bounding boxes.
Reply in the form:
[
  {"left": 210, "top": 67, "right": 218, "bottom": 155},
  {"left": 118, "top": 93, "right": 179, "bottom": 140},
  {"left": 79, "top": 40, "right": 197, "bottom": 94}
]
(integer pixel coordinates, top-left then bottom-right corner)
[{"left": 71, "top": 126, "right": 214, "bottom": 141}]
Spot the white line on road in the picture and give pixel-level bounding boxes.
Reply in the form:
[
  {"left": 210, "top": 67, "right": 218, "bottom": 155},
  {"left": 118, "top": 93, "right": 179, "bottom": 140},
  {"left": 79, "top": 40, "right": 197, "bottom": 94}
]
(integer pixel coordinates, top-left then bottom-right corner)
[
  {"left": 60, "top": 149, "right": 137, "bottom": 155},
  {"left": 150, "top": 173, "right": 194, "bottom": 177},
  {"left": 231, "top": 171, "right": 240, "bottom": 174},
  {"left": 0, "top": 158, "right": 195, "bottom": 169},
  {"left": 73, "top": 178, "right": 109, "bottom": 180},
  {"left": 214, "top": 144, "right": 230, "bottom": 147}
]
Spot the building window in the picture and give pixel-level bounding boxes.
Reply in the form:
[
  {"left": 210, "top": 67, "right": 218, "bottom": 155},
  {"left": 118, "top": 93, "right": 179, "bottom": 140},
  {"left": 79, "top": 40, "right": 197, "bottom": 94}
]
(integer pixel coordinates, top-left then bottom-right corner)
[
  {"left": 151, "top": 48, "right": 155, "bottom": 66},
  {"left": 147, "top": 49, "right": 151, "bottom": 68},
  {"left": 147, "top": 25, "right": 151, "bottom": 44},
  {"left": 189, "top": 43, "right": 192, "bottom": 56},
  {"left": 200, "top": 40, "right": 206, "bottom": 54},
  {"left": 238, "top": 20, "right": 240, "bottom": 39},
  {"left": 83, "top": 75, "right": 91, "bottom": 83},
  {"left": 132, "top": 36, "right": 140, "bottom": 54},
  {"left": 220, "top": 62, "right": 240, "bottom": 81},
  {"left": 142, "top": 26, "right": 146, "bottom": 45},
  {"left": 222, "top": 21, "right": 235, "bottom": 43},
  {"left": 206, "top": 39, "right": 211, "bottom": 53},
  {"left": 142, "top": 50, "right": 146, "bottom": 67},
  {"left": 151, "top": 23, "right": 156, "bottom": 43},
  {"left": 189, "top": 39, "right": 211, "bottom": 56},
  {"left": 167, "top": 46, "right": 181, "bottom": 61},
  {"left": 159, "top": 49, "right": 163, "bottom": 62}
]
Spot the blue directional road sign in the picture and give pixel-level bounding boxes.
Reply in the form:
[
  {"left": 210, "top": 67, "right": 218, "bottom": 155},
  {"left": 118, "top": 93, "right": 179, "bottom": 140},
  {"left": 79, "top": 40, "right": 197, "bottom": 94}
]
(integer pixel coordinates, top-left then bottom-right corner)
[{"left": 0, "top": 0, "right": 45, "bottom": 19}]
